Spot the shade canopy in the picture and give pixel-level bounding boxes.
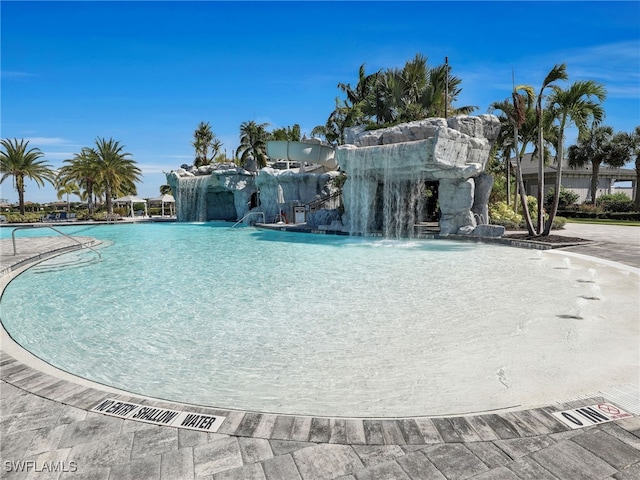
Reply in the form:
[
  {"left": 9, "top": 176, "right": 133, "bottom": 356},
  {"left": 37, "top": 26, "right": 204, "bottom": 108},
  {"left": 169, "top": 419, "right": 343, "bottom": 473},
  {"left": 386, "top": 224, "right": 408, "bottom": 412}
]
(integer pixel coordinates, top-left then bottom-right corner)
[
  {"left": 114, "top": 195, "right": 147, "bottom": 204},
  {"left": 113, "top": 195, "right": 147, "bottom": 217},
  {"left": 148, "top": 194, "right": 175, "bottom": 216},
  {"left": 148, "top": 194, "right": 175, "bottom": 204}
]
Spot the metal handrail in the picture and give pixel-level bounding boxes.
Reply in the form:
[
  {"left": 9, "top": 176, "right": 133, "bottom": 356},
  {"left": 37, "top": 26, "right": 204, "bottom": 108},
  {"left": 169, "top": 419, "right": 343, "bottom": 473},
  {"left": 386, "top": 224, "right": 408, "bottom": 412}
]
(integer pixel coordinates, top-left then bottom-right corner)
[
  {"left": 307, "top": 190, "right": 342, "bottom": 211},
  {"left": 230, "top": 211, "right": 265, "bottom": 228},
  {"left": 11, "top": 225, "right": 102, "bottom": 261}
]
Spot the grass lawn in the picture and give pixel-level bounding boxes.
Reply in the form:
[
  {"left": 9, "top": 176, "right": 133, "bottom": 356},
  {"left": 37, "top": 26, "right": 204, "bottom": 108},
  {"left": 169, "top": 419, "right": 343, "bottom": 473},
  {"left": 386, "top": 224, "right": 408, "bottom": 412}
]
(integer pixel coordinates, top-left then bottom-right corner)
[{"left": 565, "top": 217, "right": 640, "bottom": 227}]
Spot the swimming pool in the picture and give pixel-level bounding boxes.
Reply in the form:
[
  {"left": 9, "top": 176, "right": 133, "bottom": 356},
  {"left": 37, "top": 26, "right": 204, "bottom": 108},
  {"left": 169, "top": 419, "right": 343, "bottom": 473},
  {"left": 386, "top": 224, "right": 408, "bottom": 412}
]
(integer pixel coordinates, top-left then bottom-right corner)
[{"left": 1, "top": 223, "right": 638, "bottom": 417}]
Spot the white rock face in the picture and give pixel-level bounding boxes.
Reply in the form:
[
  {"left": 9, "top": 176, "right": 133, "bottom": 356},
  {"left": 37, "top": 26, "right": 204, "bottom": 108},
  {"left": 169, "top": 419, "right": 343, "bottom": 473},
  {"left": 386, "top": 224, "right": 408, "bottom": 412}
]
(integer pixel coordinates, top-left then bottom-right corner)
[
  {"left": 167, "top": 163, "right": 340, "bottom": 224},
  {"left": 166, "top": 165, "right": 256, "bottom": 222},
  {"left": 255, "top": 168, "right": 341, "bottom": 222},
  {"left": 336, "top": 115, "right": 501, "bottom": 236}
]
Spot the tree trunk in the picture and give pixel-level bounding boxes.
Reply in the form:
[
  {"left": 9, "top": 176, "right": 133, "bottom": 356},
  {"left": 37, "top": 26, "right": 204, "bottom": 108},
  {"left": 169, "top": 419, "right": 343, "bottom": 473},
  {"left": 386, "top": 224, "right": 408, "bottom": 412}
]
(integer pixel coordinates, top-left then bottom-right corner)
[
  {"left": 516, "top": 156, "right": 535, "bottom": 235},
  {"left": 634, "top": 158, "right": 640, "bottom": 210},
  {"left": 18, "top": 175, "right": 25, "bottom": 215},
  {"left": 590, "top": 160, "right": 601, "bottom": 204},
  {"left": 506, "top": 154, "right": 511, "bottom": 206},
  {"left": 106, "top": 185, "right": 113, "bottom": 215},
  {"left": 87, "top": 184, "right": 94, "bottom": 215},
  {"left": 513, "top": 126, "right": 535, "bottom": 235},
  {"left": 543, "top": 137, "right": 564, "bottom": 235},
  {"left": 537, "top": 111, "right": 545, "bottom": 234}
]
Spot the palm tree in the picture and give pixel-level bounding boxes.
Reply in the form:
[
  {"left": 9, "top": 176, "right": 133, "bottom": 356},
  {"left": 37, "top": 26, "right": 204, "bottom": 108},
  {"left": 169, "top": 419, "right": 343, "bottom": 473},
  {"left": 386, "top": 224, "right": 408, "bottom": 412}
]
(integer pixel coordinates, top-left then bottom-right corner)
[
  {"left": 92, "top": 138, "right": 142, "bottom": 214},
  {"left": 271, "top": 124, "right": 301, "bottom": 142},
  {"left": 338, "top": 63, "right": 379, "bottom": 125},
  {"left": 488, "top": 102, "right": 517, "bottom": 206},
  {"left": 311, "top": 99, "right": 347, "bottom": 144},
  {"left": 534, "top": 64, "right": 568, "bottom": 233},
  {"left": 318, "top": 54, "right": 477, "bottom": 141},
  {"left": 490, "top": 88, "right": 538, "bottom": 235},
  {"left": 511, "top": 87, "right": 538, "bottom": 234},
  {"left": 236, "top": 121, "right": 270, "bottom": 169},
  {"left": 192, "top": 122, "right": 221, "bottom": 167},
  {"left": 567, "top": 125, "right": 629, "bottom": 204},
  {"left": 56, "top": 180, "right": 80, "bottom": 211},
  {"left": 615, "top": 126, "right": 640, "bottom": 209},
  {"left": 0, "top": 138, "right": 56, "bottom": 214},
  {"left": 58, "top": 147, "right": 100, "bottom": 214},
  {"left": 543, "top": 80, "right": 606, "bottom": 235},
  {"left": 159, "top": 184, "right": 173, "bottom": 195}
]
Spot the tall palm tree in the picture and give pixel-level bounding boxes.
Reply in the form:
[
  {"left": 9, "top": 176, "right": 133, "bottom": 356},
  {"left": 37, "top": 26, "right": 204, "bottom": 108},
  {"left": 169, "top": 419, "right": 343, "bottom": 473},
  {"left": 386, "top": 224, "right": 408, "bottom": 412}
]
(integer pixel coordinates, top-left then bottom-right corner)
[
  {"left": 92, "top": 138, "right": 141, "bottom": 214},
  {"left": 543, "top": 80, "right": 606, "bottom": 235},
  {"left": 490, "top": 88, "right": 538, "bottom": 235},
  {"left": 488, "top": 101, "right": 517, "bottom": 206},
  {"left": 236, "top": 121, "right": 270, "bottom": 169},
  {"left": 58, "top": 147, "right": 100, "bottom": 214},
  {"left": 534, "top": 64, "right": 568, "bottom": 233},
  {"left": 512, "top": 87, "right": 538, "bottom": 234},
  {"left": 567, "top": 125, "right": 628, "bottom": 204},
  {"left": 0, "top": 138, "right": 56, "bottom": 214}
]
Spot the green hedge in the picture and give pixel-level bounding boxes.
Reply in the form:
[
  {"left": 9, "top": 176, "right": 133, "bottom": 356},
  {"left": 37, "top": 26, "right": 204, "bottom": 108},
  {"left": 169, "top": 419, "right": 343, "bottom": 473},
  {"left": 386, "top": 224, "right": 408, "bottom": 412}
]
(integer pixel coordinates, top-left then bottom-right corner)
[
  {"left": 1, "top": 212, "right": 44, "bottom": 223},
  {"left": 558, "top": 210, "right": 640, "bottom": 221}
]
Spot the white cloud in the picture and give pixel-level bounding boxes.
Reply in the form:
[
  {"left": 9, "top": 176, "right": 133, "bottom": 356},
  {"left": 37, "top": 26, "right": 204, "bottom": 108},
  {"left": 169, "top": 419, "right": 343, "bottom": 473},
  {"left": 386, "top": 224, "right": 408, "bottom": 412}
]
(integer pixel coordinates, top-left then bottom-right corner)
[
  {"left": 26, "top": 137, "right": 72, "bottom": 146},
  {"left": 42, "top": 151, "right": 76, "bottom": 162},
  {"left": 138, "top": 163, "right": 177, "bottom": 174},
  {"left": 0, "top": 71, "right": 37, "bottom": 79}
]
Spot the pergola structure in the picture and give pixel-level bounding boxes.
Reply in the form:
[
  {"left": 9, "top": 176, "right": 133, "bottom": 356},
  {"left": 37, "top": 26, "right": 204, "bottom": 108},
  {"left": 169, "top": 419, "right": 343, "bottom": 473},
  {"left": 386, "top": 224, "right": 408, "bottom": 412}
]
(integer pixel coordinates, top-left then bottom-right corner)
[
  {"left": 148, "top": 194, "right": 176, "bottom": 216},
  {"left": 113, "top": 195, "right": 148, "bottom": 217}
]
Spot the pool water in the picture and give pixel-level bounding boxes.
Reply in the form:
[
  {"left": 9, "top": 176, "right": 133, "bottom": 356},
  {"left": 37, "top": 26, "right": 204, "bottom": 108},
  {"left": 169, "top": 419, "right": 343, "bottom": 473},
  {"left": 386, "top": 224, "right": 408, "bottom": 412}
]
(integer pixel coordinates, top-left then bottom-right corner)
[{"left": 1, "top": 223, "right": 638, "bottom": 417}]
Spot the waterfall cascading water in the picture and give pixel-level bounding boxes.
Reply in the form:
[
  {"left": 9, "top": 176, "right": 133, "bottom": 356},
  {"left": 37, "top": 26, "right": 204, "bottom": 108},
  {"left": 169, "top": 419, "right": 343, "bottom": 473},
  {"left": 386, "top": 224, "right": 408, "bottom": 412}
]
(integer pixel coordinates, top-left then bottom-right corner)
[
  {"left": 345, "top": 143, "right": 427, "bottom": 239},
  {"left": 337, "top": 116, "right": 503, "bottom": 239},
  {"left": 175, "top": 176, "right": 209, "bottom": 222},
  {"left": 347, "top": 148, "right": 378, "bottom": 237},
  {"left": 382, "top": 144, "right": 427, "bottom": 239}
]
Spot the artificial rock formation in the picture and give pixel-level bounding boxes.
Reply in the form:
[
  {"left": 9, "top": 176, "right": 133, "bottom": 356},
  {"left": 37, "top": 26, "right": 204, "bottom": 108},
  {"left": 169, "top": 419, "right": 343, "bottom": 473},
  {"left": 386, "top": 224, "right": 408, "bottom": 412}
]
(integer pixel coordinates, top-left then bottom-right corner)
[
  {"left": 167, "top": 163, "right": 340, "bottom": 223},
  {"left": 255, "top": 168, "right": 341, "bottom": 222},
  {"left": 166, "top": 163, "right": 256, "bottom": 222},
  {"left": 336, "top": 115, "right": 501, "bottom": 236}
]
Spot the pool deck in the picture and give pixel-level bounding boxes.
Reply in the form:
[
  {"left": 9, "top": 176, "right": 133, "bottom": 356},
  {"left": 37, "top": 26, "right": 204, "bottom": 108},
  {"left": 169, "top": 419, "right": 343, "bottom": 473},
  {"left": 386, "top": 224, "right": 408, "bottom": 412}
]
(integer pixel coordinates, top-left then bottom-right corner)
[{"left": 1, "top": 224, "right": 639, "bottom": 479}]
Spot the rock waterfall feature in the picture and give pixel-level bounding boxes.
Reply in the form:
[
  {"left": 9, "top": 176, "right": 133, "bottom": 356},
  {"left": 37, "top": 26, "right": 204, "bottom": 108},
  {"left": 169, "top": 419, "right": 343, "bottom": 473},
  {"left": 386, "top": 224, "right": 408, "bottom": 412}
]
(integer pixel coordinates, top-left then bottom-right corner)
[
  {"left": 167, "top": 164, "right": 257, "bottom": 222},
  {"left": 336, "top": 115, "right": 502, "bottom": 237},
  {"left": 167, "top": 115, "right": 503, "bottom": 237}
]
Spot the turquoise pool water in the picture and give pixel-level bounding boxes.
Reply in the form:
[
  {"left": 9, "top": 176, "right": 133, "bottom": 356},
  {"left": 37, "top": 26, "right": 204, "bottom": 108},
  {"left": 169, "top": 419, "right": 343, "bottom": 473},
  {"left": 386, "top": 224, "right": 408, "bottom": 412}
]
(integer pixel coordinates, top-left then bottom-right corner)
[{"left": 1, "top": 223, "right": 638, "bottom": 417}]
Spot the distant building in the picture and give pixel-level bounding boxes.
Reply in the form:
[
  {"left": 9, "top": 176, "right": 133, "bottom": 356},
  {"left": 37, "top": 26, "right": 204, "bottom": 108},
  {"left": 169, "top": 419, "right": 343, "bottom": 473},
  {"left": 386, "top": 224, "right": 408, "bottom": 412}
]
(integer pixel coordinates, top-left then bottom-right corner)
[{"left": 515, "top": 153, "right": 636, "bottom": 204}]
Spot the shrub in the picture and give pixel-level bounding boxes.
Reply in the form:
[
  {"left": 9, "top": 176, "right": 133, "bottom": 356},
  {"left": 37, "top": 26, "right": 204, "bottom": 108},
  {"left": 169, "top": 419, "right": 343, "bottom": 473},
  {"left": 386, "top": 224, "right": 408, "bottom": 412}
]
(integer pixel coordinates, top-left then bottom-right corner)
[
  {"left": 2, "top": 212, "right": 44, "bottom": 223},
  {"left": 552, "top": 216, "right": 567, "bottom": 229},
  {"left": 606, "top": 212, "right": 640, "bottom": 221},
  {"left": 596, "top": 193, "right": 635, "bottom": 212},
  {"left": 489, "top": 201, "right": 522, "bottom": 229},
  {"left": 545, "top": 187, "right": 579, "bottom": 210}
]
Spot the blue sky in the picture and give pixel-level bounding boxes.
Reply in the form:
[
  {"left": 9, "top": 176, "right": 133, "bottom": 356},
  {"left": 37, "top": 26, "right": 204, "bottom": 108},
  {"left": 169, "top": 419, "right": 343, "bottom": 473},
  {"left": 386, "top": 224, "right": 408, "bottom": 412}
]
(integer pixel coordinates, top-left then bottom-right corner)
[{"left": 1, "top": 0, "right": 639, "bottom": 204}]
